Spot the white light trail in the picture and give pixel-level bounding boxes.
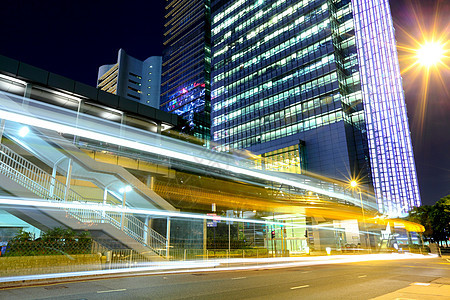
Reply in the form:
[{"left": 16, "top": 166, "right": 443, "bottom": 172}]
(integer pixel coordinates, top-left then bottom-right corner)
[
  {"left": 0, "top": 253, "right": 434, "bottom": 284},
  {"left": 0, "top": 92, "right": 375, "bottom": 210},
  {"left": 0, "top": 197, "right": 352, "bottom": 232}
]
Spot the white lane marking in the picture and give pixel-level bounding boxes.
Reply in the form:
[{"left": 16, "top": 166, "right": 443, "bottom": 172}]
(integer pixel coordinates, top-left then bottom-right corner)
[
  {"left": 232, "top": 277, "right": 247, "bottom": 280},
  {"left": 301, "top": 271, "right": 311, "bottom": 273},
  {"left": 97, "top": 288, "right": 127, "bottom": 293},
  {"left": 358, "top": 275, "right": 367, "bottom": 278},
  {"left": 290, "top": 285, "right": 310, "bottom": 290},
  {"left": 412, "top": 282, "right": 430, "bottom": 286}
]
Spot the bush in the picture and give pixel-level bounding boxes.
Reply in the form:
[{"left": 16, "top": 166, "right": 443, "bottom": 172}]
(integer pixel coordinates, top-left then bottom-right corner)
[{"left": 4, "top": 228, "right": 93, "bottom": 257}]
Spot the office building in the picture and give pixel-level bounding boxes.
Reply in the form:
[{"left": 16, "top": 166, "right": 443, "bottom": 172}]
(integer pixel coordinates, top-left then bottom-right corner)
[
  {"left": 161, "top": 0, "right": 212, "bottom": 143},
  {"left": 210, "top": 0, "right": 420, "bottom": 215},
  {"left": 97, "top": 49, "right": 162, "bottom": 109}
]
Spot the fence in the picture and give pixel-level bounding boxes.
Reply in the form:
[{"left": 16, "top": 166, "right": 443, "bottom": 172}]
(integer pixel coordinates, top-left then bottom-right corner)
[
  {"left": 3, "top": 240, "right": 93, "bottom": 257},
  {"left": 167, "top": 248, "right": 269, "bottom": 261}
]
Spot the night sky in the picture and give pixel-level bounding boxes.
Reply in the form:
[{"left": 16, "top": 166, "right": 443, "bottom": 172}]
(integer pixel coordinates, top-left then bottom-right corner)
[{"left": 0, "top": 0, "right": 448, "bottom": 205}]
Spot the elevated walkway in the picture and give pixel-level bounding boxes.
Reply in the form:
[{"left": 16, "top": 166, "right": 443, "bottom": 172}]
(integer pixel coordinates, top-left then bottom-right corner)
[{"left": 0, "top": 143, "right": 167, "bottom": 259}]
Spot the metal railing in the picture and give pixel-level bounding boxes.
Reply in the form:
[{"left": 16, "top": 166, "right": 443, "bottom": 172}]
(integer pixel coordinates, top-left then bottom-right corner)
[
  {"left": 164, "top": 248, "right": 269, "bottom": 261},
  {"left": 0, "top": 143, "right": 167, "bottom": 256}
]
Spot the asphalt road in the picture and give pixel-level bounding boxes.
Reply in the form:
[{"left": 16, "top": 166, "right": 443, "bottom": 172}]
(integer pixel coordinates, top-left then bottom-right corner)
[{"left": 1, "top": 257, "right": 449, "bottom": 300}]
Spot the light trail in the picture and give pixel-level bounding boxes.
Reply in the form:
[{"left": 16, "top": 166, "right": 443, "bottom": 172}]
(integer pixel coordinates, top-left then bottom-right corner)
[
  {"left": 0, "top": 253, "right": 435, "bottom": 284},
  {"left": 0, "top": 197, "right": 368, "bottom": 234},
  {"left": 0, "top": 91, "right": 376, "bottom": 210}
]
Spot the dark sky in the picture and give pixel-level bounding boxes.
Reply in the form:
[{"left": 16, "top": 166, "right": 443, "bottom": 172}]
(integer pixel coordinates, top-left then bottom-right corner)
[{"left": 0, "top": 0, "right": 448, "bottom": 205}]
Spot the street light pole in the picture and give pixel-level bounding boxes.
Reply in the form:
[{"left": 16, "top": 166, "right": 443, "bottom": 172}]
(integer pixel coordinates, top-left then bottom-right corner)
[
  {"left": 358, "top": 189, "right": 369, "bottom": 250},
  {"left": 350, "top": 181, "right": 369, "bottom": 250}
]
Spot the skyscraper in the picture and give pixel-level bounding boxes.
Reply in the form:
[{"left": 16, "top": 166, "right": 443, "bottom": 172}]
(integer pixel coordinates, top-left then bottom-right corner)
[
  {"left": 97, "top": 49, "right": 162, "bottom": 109},
  {"left": 210, "top": 0, "right": 420, "bottom": 216},
  {"left": 161, "top": 0, "right": 212, "bottom": 143}
]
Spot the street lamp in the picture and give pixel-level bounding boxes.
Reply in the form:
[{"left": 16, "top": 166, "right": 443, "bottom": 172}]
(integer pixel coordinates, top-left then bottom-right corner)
[
  {"left": 415, "top": 41, "right": 445, "bottom": 67},
  {"left": 350, "top": 180, "right": 369, "bottom": 250},
  {"left": 120, "top": 185, "right": 132, "bottom": 230}
]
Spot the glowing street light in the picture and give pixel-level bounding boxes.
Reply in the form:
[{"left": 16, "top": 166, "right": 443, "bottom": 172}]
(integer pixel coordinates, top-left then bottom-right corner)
[
  {"left": 119, "top": 185, "right": 132, "bottom": 194},
  {"left": 415, "top": 41, "right": 446, "bottom": 67}
]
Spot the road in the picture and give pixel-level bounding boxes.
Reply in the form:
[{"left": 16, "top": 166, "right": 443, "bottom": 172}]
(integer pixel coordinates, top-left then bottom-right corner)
[{"left": 1, "top": 256, "right": 450, "bottom": 299}]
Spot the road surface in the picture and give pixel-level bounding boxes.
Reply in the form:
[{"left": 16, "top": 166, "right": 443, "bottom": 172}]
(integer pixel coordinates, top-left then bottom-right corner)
[{"left": 1, "top": 256, "right": 449, "bottom": 299}]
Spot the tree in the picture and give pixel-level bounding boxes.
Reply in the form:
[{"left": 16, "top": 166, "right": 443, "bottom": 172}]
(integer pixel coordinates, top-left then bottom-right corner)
[
  {"left": 408, "top": 195, "right": 450, "bottom": 246},
  {"left": 430, "top": 195, "right": 450, "bottom": 246}
]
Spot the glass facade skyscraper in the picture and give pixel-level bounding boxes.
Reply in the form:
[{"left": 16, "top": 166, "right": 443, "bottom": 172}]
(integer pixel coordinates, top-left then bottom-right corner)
[
  {"left": 161, "top": 0, "right": 212, "bottom": 143},
  {"left": 210, "top": 0, "right": 420, "bottom": 215}
]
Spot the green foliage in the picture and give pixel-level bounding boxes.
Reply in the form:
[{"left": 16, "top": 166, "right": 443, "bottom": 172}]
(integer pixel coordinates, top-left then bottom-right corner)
[
  {"left": 408, "top": 195, "right": 450, "bottom": 244},
  {"left": 4, "top": 228, "right": 93, "bottom": 257},
  {"left": 9, "top": 229, "right": 33, "bottom": 243}
]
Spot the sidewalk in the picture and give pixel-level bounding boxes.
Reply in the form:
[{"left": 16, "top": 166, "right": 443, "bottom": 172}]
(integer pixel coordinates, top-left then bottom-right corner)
[{"left": 371, "top": 278, "right": 450, "bottom": 300}]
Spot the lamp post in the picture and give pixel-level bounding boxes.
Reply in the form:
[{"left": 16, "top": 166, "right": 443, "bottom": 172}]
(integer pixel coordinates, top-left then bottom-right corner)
[
  {"left": 120, "top": 185, "right": 132, "bottom": 231},
  {"left": 350, "top": 180, "right": 369, "bottom": 250}
]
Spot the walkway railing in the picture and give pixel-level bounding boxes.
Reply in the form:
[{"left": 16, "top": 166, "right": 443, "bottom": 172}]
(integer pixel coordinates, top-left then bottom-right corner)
[{"left": 0, "top": 143, "right": 167, "bottom": 255}]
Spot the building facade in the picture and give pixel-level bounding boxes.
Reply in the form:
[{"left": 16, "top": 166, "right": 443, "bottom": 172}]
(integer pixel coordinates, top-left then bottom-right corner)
[
  {"left": 161, "top": 0, "right": 212, "bottom": 143},
  {"left": 210, "top": 0, "right": 420, "bottom": 216},
  {"left": 97, "top": 49, "right": 162, "bottom": 109}
]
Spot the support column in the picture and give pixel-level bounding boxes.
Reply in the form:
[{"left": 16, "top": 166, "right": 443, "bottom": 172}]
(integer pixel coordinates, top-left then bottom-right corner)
[
  {"left": 120, "top": 191, "right": 127, "bottom": 231},
  {"left": 166, "top": 217, "right": 171, "bottom": 259},
  {"left": 146, "top": 175, "right": 155, "bottom": 190},
  {"left": 0, "top": 119, "right": 5, "bottom": 144},
  {"left": 49, "top": 165, "right": 57, "bottom": 198},
  {"left": 120, "top": 114, "right": 126, "bottom": 136},
  {"left": 63, "top": 159, "right": 73, "bottom": 202},
  {"left": 24, "top": 83, "right": 32, "bottom": 98},
  {"left": 73, "top": 100, "right": 83, "bottom": 145},
  {"left": 203, "top": 219, "right": 207, "bottom": 260},
  {"left": 102, "top": 188, "right": 108, "bottom": 223},
  {"left": 157, "top": 122, "right": 162, "bottom": 134},
  {"left": 144, "top": 216, "right": 151, "bottom": 245}
]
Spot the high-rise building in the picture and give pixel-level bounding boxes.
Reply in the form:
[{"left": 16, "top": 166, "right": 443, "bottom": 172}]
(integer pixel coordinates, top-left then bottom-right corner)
[
  {"left": 161, "top": 0, "right": 212, "bottom": 143},
  {"left": 97, "top": 49, "right": 162, "bottom": 109},
  {"left": 210, "top": 0, "right": 420, "bottom": 216}
]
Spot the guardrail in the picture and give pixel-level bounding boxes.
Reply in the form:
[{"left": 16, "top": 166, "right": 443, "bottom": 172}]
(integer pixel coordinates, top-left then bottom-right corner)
[{"left": 0, "top": 143, "right": 167, "bottom": 255}]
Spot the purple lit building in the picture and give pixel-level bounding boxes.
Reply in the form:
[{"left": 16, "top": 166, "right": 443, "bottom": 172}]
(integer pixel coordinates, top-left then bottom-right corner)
[
  {"left": 160, "top": 0, "right": 211, "bottom": 144},
  {"left": 210, "top": 0, "right": 421, "bottom": 216}
]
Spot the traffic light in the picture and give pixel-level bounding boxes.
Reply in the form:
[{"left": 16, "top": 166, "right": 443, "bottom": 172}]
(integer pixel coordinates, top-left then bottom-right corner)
[{"left": 271, "top": 230, "right": 275, "bottom": 239}]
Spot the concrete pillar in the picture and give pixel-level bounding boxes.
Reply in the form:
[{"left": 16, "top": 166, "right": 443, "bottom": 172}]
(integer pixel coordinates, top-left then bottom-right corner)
[
  {"left": 102, "top": 188, "right": 108, "bottom": 222},
  {"left": 49, "top": 165, "right": 57, "bottom": 198},
  {"left": 63, "top": 159, "right": 73, "bottom": 202},
  {"left": 203, "top": 219, "right": 207, "bottom": 259},
  {"left": 166, "top": 217, "right": 171, "bottom": 259},
  {"left": 143, "top": 216, "right": 151, "bottom": 245},
  {"left": 157, "top": 122, "right": 162, "bottom": 134},
  {"left": 120, "top": 191, "right": 127, "bottom": 231},
  {"left": 146, "top": 175, "right": 155, "bottom": 190},
  {"left": 24, "top": 83, "right": 32, "bottom": 98},
  {"left": 73, "top": 100, "right": 84, "bottom": 145},
  {"left": 0, "top": 119, "right": 5, "bottom": 144},
  {"left": 312, "top": 217, "right": 321, "bottom": 251}
]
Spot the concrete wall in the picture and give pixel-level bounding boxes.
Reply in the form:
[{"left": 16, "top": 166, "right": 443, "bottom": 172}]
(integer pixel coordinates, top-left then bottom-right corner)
[{"left": 0, "top": 254, "right": 101, "bottom": 277}]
